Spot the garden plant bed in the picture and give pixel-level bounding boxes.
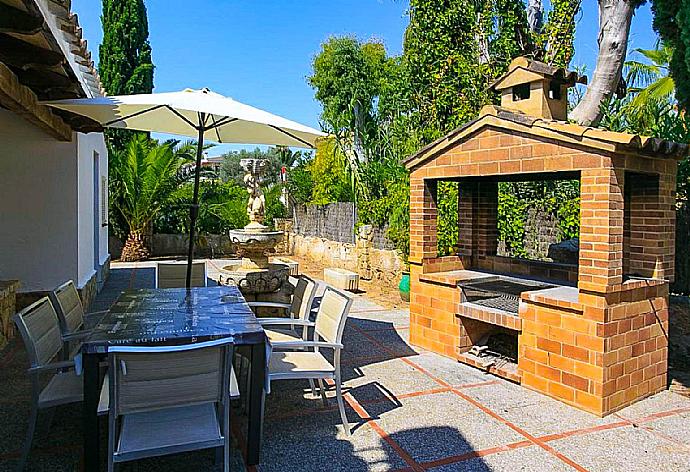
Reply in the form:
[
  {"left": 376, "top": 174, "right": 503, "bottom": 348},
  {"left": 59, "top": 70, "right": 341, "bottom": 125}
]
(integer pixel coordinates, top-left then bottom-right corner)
[
  {"left": 287, "top": 255, "right": 408, "bottom": 310},
  {"left": 669, "top": 298, "right": 690, "bottom": 398}
]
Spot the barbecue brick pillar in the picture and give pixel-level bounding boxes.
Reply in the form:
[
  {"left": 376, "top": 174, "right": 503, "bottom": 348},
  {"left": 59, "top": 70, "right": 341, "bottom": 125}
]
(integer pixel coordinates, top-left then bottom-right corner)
[
  {"left": 457, "top": 181, "right": 476, "bottom": 258},
  {"left": 578, "top": 167, "right": 625, "bottom": 293},
  {"left": 409, "top": 178, "right": 438, "bottom": 264},
  {"left": 624, "top": 171, "right": 677, "bottom": 281},
  {"left": 475, "top": 181, "right": 499, "bottom": 263},
  {"left": 457, "top": 180, "right": 497, "bottom": 266}
]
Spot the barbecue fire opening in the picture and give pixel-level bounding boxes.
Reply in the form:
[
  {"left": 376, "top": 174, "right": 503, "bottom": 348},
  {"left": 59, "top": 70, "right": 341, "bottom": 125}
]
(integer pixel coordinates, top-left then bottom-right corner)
[
  {"left": 470, "top": 332, "right": 518, "bottom": 363},
  {"left": 459, "top": 276, "right": 555, "bottom": 314},
  {"left": 459, "top": 325, "right": 520, "bottom": 382}
]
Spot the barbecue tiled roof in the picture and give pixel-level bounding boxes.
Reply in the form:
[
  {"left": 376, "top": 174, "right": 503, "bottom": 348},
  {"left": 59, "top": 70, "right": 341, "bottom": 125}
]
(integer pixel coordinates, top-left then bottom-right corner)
[{"left": 403, "top": 104, "right": 689, "bottom": 171}]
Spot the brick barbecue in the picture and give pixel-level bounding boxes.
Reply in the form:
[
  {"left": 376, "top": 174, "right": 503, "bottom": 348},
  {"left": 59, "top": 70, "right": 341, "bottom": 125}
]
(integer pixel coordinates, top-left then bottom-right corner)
[{"left": 403, "top": 57, "right": 688, "bottom": 416}]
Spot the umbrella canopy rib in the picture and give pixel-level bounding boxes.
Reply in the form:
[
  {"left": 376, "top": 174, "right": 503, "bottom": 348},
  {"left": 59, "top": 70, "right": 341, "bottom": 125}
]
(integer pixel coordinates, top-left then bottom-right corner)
[
  {"left": 268, "top": 124, "right": 313, "bottom": 148},
  {"left": 167, "top": 106, "right": 201, "bottom": 130},
  {"left": 42, "top": 87, "right": 326, "bottom": 288},
  {"left": 102, "top": 104, "right": 167, "bottom": 127}
]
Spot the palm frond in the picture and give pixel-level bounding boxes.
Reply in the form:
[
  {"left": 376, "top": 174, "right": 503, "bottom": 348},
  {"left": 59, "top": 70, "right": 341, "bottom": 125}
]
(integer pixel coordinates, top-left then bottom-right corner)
[{"left": 113, "top": 135, "right": 194, "bottom": 232}]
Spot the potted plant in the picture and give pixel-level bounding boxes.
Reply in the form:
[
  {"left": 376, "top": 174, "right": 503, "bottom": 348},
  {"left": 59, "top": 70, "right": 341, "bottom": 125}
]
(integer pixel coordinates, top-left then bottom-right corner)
[{"left": 399, "top": 261, "right": 410, "bottom": 302}]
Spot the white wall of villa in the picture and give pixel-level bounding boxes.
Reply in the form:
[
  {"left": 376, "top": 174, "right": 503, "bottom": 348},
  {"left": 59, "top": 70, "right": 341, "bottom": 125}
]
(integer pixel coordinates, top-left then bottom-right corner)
[{"left": 0, "top": 109, "right": 108, "bottom": 293}]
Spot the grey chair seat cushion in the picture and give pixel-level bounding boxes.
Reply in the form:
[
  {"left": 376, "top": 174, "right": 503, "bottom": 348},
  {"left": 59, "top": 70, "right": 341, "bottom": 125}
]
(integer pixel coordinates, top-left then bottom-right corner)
[
  {"left": 39, "top": 371, "right": 83, "bottom": 408},
  {"left": 99, "top": 375, "right": 110, "bottom": 415},
  {"left": 230, "top": 366, "right": 240, "bottom": 399},
  {"left": 266, "top": 328, "right": 301, "bottom": 344},
  {"left": 269, "top": 351, "right": 335, "bottom": 376},
  {"left": 116, "top": 403, "right": 222, "bottom": 459}
]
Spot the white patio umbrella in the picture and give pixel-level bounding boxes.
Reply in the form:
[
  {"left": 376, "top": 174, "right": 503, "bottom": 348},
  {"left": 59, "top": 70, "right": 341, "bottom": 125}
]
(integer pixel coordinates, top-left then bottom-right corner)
[{"left": 45, "top": 88, "right": 325, "bottom": 288}]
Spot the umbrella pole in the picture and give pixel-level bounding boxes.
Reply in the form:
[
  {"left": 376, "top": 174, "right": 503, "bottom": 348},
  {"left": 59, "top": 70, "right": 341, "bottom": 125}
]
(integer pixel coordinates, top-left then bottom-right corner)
[{"left": 186, "top": 118, "right": 206, "bottom": 288}]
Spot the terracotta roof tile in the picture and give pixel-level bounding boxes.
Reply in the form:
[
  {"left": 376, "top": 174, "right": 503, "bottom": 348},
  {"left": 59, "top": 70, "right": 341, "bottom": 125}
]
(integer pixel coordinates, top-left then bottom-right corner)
[{"left": 403, "top": 105, "right": 689, "bottom": 170}]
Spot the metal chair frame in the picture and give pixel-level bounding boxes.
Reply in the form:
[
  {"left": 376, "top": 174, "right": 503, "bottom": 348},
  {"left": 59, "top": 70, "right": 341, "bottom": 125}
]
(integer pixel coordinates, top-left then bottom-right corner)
[
  {"left": 106, "top": 338, "right": 234, "bottom": 472},
  {"left": 155, "top": 260, "right": 208, "bottom": 288},
  {"left": 12, "top": 297, "right": 85, "bottom": 471},
  {"left": 49, "top": 280, "right": 95, "bottom": 359},
  {"left": 253, "top": 275, "right": 319, "bottom": 396},
  {"left": 267, "top": 286, "right": 353, "bottom": 435}
]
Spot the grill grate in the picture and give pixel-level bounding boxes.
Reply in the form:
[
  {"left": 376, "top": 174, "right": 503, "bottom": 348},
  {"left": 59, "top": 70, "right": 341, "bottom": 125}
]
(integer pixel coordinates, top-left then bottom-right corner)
[
  {"left": 459, "top": 277, "right": 555, "bottom": 314},
  {"left": 471, "top": 295, "right": 520, "bottom": 313}
]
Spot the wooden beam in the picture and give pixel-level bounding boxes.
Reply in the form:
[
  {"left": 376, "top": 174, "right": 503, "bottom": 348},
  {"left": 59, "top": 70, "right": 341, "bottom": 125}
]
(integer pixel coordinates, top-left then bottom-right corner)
[
  {"left": 0, "top": 3, "right": 44, "bottom": 34},
  {"left": 56, "top": 111, "right": 102, "bottom": 133},
  {"left": 0, "top": 33, "right": 64, "bottom": 69},
  {"left": 12, "top": 67, "right": 73, "bottom": 90},
  {"left": 0, "top": 62, "right": 72, "bottom": 141}
]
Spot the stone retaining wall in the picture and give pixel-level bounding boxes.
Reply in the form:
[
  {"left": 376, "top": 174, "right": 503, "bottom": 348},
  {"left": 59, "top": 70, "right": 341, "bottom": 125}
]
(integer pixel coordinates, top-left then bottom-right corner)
[
  {"left": 288, "top": 232, "right": 404, "bottom": 284},
  {"left": 150, "top": 234, "right": 236, "bottom": 258}
]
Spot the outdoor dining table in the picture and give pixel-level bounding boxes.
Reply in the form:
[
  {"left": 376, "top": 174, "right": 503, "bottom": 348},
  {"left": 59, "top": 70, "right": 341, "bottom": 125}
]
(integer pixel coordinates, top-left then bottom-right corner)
[{"left": 80, "top": 285, "right": 267, "bottom": 470}]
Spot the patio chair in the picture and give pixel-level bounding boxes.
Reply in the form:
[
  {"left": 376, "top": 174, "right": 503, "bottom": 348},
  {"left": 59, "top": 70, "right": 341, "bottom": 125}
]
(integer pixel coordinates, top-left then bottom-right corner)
[
  {"left": 267, "top": 287, "right": 353, "bottom": 435},
  {"left": 156, "top": 260, "right": 207, "bottom": 288},
  {"left": 250, "top": 275, "right": 318, "bottom": 345},
  {"left": 12, "top": 297, "right": 90, "bottom": 471},
  {"left": 49, "top": 280, "right": 96, "bottom": 359},
  {"left": 105, "top": 338, "right": 234, "bottom": 472},
  {"left": 247, "top": 275, "right": 319, "bottom": 398}
]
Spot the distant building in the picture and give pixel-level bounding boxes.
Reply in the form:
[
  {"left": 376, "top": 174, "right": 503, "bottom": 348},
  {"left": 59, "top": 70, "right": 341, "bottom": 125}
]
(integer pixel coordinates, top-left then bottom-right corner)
[
  {"left": 0, "top": 0, "right": 109, "bottom": 308},
  {"left": 201, "top": 154, "right": 224, "bottom": 174}
]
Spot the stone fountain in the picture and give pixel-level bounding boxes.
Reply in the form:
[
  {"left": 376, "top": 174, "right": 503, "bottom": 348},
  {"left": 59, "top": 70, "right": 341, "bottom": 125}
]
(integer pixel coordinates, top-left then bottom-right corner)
[{"left": 218, "top": 159, "right": 290, "bottom": 296}]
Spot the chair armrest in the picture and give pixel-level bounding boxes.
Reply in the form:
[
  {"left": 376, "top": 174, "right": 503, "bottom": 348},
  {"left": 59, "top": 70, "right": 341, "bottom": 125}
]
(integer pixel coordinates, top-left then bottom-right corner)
[
  {"left": 273, "top": 341, "right": 343, "bottom": 350},
  {"left": 86, "top": 310, "right": 108, "bottom": 316},
  {"left": 246, "top": 302, "right": 291, "bottom": 309},
  {"left": 28, "top": 360, "right": 76, "bottom": 374},
  {"left": 62, "top": 329, "right": 93, "bottom": 342},
  {"left": 258, "top": 318, "right": 315, "bottom": 326}
]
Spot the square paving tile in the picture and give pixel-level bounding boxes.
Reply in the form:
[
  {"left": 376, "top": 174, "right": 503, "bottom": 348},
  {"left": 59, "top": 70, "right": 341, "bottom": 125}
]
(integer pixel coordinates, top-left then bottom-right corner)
[
  {"left": 427, "top": 444, "right": 575, "bottom": 472},
  {"left": 265, "top": 380, "right": 334, "bottom": 419},
  {"left": 461, "top": 380, "right": 618, "bottom": 437},
  {"left": 340, "top": 332, "right": 391, "bottom": 361},
  {"left": 368, "top": 392, "right": 525, "bottom": 464},
  {"left": 1, "top": 446, "right": 82, "bottom": 472},
  {"left": 549, "top": 424, "right": 690, "bottom": 472},
  {"left": 615, "top": 390, "right": 690, "bottom": 421},
  {"left": 354, "top": 327, "right": 416, "bottom": 357},
  {"left": 408, "top": 353, "right": 491, "bottom": 387},
  {"left": 349, "top": 298, "right": 387, "bottom": 313},
  {"left": 259, "top": 410, "right": 407, "bottom": 472},
  {"left": 343, "top": 357, "right": 442, "bottom": 403},
  {"left": 117, "top": 448, "right": 246, "bottom": 472},
  {"left": 349, "top": 309, "right": 410, "bottom": 327},
  {"left": 642, "top": 409, "right": 690, "bottom": 447}
]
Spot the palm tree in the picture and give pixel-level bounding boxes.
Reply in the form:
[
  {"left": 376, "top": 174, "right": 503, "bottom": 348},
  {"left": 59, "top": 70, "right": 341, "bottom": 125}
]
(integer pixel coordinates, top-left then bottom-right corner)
[
  {"left": 111, "top": 135, "right": 195, "bottom": 261},
  {"left": 625, "top": 42, "right": 676, "bottom": 122}
]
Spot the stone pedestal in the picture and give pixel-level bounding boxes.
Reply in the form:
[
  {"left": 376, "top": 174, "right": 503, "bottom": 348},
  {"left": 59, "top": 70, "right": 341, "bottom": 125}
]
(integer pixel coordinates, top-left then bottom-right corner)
[{"left": 0, "top": 280, "right": 20, "bottom": 350}]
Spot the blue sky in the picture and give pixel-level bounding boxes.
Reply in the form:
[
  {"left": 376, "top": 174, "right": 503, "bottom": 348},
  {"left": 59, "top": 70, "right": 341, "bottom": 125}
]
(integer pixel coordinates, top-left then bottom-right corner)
[{"left": 72, "top": 0, "right": 659, "bottom": 156}]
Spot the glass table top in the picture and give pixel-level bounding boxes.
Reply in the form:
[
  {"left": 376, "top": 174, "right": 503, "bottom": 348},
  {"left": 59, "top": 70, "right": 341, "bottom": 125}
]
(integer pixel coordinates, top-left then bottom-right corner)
[{"left": 82, "top": 286, "right": 265, "bottom": 353}]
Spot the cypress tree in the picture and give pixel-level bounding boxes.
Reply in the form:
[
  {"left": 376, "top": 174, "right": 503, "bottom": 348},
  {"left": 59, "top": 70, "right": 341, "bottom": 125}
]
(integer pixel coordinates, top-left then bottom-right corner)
[
  {"left": 99, "top": 0, "right": 154, "bottom": 152},
  {"left": 99, "top": 0, "right": 155, "bottom": 241},
  {"left": 652, "top": 0, "right": 690, "bottom": 111}
]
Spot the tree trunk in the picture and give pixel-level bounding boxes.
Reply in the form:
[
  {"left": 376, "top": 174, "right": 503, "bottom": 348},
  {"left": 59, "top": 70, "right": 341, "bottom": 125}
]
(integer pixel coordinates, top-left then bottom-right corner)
[
  {"left": 570, "top": 0, "right": 637, "bottom": 126},
  {"left": 527, "top": 0, "right": 544, "bottom": 33},
  {"left": 120, "top": 229, "right": 150, "bottom": 262}
]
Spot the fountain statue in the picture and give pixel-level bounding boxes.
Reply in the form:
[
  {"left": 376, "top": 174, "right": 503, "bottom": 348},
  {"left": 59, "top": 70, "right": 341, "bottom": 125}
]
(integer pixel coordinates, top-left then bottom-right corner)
[{"left": 219, "top": 159, "right": 290, "bottom": 295}]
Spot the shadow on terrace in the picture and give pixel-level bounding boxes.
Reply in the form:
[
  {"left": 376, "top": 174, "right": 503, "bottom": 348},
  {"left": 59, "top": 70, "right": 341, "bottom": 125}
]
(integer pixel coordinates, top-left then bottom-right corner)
[{"left": 0, "top": 267, "right": 493, "bottom": 471}]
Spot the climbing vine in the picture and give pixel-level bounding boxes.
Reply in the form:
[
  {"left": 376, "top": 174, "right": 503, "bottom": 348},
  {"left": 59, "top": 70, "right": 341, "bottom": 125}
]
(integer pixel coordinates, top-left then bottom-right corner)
[
  {"left": 541, "top": 0, "right": 582, "bottom": 68},
  {"left": 307, "top": 0, "right": 585, "bottom": 262}
]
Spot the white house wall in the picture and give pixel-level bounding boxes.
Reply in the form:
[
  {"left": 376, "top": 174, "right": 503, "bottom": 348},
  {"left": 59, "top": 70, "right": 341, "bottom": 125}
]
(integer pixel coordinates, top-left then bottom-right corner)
[
  {"left": 0, "top": 108, "right": 80, "bottom": 292},
  {"left": 76, "top": 132, "right": 108, "bottom": 288},
  {"left": 0, "top": 109, "right": 109, "bottom": 293}
]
